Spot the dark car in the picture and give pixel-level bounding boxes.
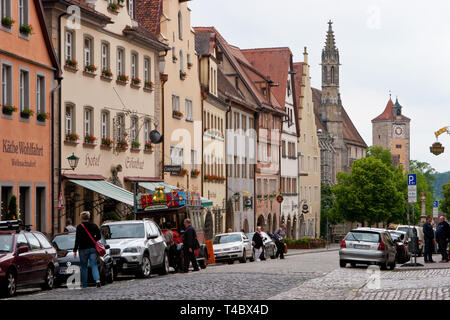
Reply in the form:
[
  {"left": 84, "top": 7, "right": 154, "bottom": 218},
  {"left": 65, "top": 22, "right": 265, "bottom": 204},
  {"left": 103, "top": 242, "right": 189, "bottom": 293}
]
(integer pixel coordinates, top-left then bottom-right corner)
[
  {"left": 0, "top": 220, "right": 58, "bottom": 297},
  {"left": 388, "top": 230, "right": 411, "bottom": 264},
  {"left": 51, "top": 232, "right": 113, "bottom": 287}
]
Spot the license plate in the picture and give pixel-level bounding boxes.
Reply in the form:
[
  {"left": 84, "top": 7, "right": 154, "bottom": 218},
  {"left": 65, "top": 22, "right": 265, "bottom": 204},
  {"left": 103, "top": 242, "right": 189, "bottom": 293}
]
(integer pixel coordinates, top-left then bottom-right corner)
[
  {"left": 59, "top": 268, "right": 74, "bottom": 275},
  {"left": 354, "top": 244, "right": 369, "bottom": 249}
]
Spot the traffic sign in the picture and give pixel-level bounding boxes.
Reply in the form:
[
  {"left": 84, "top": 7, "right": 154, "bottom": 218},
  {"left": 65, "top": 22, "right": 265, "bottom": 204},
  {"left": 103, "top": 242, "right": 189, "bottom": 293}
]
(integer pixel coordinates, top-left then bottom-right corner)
[
  {"left": 433, "top": 201, "right": 439, "bottom": 218},
  {"left": 407, "top": 174, "right": 417, "bottom": 203},
  {"left": 57, "top": 191, "right": 64, "bottom": 210}
]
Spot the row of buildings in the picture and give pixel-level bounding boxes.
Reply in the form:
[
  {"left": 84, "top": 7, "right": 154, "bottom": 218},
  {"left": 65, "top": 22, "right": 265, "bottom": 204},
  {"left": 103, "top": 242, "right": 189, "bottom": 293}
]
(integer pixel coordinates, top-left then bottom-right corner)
[{"left": 1, "top": 0, "right": 375, "bottom": 240}]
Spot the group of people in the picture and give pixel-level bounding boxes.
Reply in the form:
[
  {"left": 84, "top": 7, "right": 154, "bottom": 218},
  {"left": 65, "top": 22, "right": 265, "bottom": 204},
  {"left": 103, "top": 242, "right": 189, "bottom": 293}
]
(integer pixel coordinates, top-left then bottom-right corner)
[
  {"left": 423, "top": 215, "right": 450, "bottom": 263},
  {"left": 251, "top": 224, "right": 287, "bottom": 261}
]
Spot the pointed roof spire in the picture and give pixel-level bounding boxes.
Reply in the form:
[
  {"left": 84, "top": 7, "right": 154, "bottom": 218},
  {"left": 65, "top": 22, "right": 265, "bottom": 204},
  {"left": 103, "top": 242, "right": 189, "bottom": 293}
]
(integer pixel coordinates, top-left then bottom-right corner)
[{"left": 324, "top": 19, "right": 337, "bottom": 53}]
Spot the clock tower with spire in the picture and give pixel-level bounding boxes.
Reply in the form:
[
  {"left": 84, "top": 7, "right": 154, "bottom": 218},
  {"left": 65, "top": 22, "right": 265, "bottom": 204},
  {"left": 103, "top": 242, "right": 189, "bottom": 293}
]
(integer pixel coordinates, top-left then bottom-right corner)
[{"left": 372, "top": 95, "right": 411, "bottom": 172}]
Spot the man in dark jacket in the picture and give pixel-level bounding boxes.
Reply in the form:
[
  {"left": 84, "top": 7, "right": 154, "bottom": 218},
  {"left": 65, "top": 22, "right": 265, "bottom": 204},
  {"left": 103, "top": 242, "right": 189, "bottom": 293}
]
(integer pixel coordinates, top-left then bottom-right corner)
[
  {"left": 435, "top": 216, "right": 450, "bottom": 262},
  {"left": 182, "top": 219, "right": 199, "bottom": 273},
  {"left": 423, "top": 216, "right": 435, "bottom": 263},
  {"left": 252, "top": 227, "right": 264, "bottom": 261}
]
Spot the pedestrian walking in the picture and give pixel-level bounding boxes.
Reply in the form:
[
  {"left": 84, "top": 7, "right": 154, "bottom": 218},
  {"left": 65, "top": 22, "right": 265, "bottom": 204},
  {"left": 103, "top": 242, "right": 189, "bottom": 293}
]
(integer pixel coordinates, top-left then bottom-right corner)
[
  {"left": 252, "top": 226, "right": 264, "bottom": 262},
  {"left": 73, "top": 211, "right": 101, "bottom": 288},
  {"left": 182, "top": 219, "right": 200, "bottom": 273},
  {"left": 165, "top": 223, "right": 181, "bottom": 273},
  {"left": 435, "top": 216, "right": 450, "bottom": 263},
  {"left": 64, "top": 218, "right": 76, "bottom": 233},
  {"left": 423, "top": 216, "right": 435, "bottom": 263},
  {"left": 275, "top": 224, "right": 286, "bottom": 259}
]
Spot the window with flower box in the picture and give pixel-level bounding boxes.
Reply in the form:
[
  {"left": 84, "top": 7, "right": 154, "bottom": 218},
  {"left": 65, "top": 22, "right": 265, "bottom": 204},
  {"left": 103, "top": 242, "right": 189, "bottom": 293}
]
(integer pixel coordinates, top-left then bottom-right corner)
[
  {"left": 65, "top": 104, "right": 74, "bottom": 135},
  {"left": 143, "top": 57, "right": 150, "bottom": 85},
  {"left": 131, "top": 52, "right": 138, "bottom": 81},
  {"left": 83, "top": 37, "right": 93, "bottom": 68},
  {"left": 36, "top": 74, "right": 45, "bottom": 114},
  {"left": 19, "top": 69, "right": 29, "bottom": 114},
  {"left": 1, "top": 0, "right": 12, "bottom": 28},
  {"left": 101, "top": 111, "right": 109, "bottom": 139},
  {"left": 18, "top": 0, "right": 29, "bottom": 35},
  {"left": 84, "top": 107, "right": 93, "bottom": 137},
  {"left": 65, "top": 30, "right": 74, "bottom": 62},
  {"left": 101, "top": 42, "right": 109, "bottom": 72},
  {"left": 130, "top": 117, "right": 138, "bottom": 145},
  {"left": 1, "top": 64, "right": 12, "bottom": 107},
  {"left": 117, "top": 48, "right": 124, "bottom": 77}
]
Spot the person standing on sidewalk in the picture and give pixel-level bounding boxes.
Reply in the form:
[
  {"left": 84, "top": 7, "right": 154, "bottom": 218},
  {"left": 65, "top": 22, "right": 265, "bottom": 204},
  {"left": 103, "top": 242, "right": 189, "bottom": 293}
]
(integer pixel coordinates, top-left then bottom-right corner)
[
  {"left": 182, "top": 219, "right": 200, "bottom": 273},
  {"left": 73, "top": 211, "right": 101, "bottom": 288},
  {"left": 252, "top": 227, "right": 264, "bottom": 262},
  {"left": 275, "top": 224, "right": 286, "bottom": 259},
  {"left": 435, "top": 216, "right": 450, "bottom": 262},
  {"left": 423, "top": 216, "right": 435, "bottom": 263},
  {"left": 64, "top": 218, "right": 76, "bottom": 233}
]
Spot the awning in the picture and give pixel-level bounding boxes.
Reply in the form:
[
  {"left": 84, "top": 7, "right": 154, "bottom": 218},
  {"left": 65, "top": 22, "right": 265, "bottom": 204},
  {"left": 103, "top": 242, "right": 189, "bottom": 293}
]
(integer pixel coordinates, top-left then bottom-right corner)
[
  {"left": 139, "top": 182, "right": 179, "bottom": 194},
  {"left": 139, "top": 182, "right": 213, "bottom": 207},
  {"left": 69, "top": 179, "right": 134, "bottom": 206}
]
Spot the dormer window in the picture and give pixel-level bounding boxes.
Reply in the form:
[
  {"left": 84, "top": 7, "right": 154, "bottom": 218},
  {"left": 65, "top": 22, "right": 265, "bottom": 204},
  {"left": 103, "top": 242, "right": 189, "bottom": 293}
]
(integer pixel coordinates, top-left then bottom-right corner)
[{"left": 128, "top": 0, "right": 135, "bottom": 20}]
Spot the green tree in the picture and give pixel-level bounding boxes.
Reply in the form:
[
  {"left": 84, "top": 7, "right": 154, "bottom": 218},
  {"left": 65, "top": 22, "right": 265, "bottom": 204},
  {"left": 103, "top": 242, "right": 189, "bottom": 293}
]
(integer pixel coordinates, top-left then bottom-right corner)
[
  {"left": 441, "top": 181, "right": 450, "bottom": 217},
  {"left": 320, "top": 182, "right": 340, "bottom": 236},
  {"left": 332, "top": 156, "right": 405, "bottom": 226}
]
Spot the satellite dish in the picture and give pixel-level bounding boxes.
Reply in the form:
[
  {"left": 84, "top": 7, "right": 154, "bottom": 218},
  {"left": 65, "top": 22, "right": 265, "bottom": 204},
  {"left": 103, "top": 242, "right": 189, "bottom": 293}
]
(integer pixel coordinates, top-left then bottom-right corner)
[{"left": 150, "top": 130, "right": 163, "bottom": 144}]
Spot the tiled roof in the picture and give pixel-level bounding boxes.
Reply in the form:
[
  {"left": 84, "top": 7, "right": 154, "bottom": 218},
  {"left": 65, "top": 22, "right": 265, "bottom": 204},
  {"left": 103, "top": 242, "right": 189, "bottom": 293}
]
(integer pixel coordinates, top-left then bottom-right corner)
[
  {"left": 311, "top": 87, "right": 367, "bottom": 148},
  {"left": 241, "top": 47, "right": 292, "bottom": 110},
  {"left": 372, "top": 98, "right": 410, "bottom": 122},
  {"left": 122, "top": 25, "right": 168, "bottom": 49},
  {"left": 43, "top": 0, "right": 112, "bottom": 21},
  {"left": 135, "top": 0, "right": 162, "bottom": 36}
]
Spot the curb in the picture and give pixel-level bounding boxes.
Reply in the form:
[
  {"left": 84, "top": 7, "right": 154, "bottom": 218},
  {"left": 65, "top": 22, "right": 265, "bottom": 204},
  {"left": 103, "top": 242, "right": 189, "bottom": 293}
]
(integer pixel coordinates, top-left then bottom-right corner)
[{"left": 286, "top": 247, "right": 340, "bottom": 257}]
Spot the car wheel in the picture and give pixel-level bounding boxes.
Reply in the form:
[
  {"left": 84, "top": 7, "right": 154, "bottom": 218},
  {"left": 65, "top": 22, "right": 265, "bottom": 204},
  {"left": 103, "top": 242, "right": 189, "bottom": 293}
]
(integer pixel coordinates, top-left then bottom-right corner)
[
  {"left": 350, "top": 263, "right": 356, "bottom": 268},
  {"left": 106, "top": 267, "right": 114, "bottom": 284},
  {"left": 3, "top": 270, "right": 17, "bottom": 297},
  {"left": 379, "top": 262, "right": 388, "bottom": 270},
  {"left": 249, "top": 250, "right": 255, "bottom": 262},
  {"left": 158, "top": 252, "right": 169, "bottom": 276},
  {"left": 270, "top": 246, "right": 276, "bottom": 259},
  {"left": 239, "top": 249, "right": 247, "bottom": 263},
  {"left": 228, "top": 259, "right": 235, "bottom": 265},
  {"left": 41, "top": 266, "right": 54, "bottom": 290},
  {"left": 199, "top": 259, "right": 207, "bottom": 269},
  {"left": 339, "top": 260, "right": 347, "bottom": 268},
  {"left": 389, "top": 260, "right": 396, "bottom": 270},
  {"left": 100, "top": 265, "right": 107, "bottom": 285},
  {"left": 137, "top": 255, "right": 151, "bottom": 278}
]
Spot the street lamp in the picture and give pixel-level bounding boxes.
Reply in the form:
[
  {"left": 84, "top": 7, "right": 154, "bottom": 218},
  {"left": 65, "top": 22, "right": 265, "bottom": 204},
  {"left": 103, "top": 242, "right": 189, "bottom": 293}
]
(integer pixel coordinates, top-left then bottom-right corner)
[{"left": 67, "top": 153, "right": 80, "bottom": 170}]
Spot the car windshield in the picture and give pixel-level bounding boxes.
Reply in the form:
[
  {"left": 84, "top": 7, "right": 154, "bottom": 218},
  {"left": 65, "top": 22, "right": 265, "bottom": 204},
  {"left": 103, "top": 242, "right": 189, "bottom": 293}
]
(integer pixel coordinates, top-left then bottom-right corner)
[
  {"left": 106, "top": 223, "right": 145, "bottom": 239},
  {"left": 213, "top": 234, "right": 241, "bottom": 244},
  {"left": 52, "top": 234, "right": 76, "bottom": 251},
  {"left": 397, "top": 227, "right": 416, "bottom": 237},
  {"left": 346, "top": 232, "right": 380, "bottom": 243},
  {"left": 0, "top": 235, "right": 13, "bottom": 252}
]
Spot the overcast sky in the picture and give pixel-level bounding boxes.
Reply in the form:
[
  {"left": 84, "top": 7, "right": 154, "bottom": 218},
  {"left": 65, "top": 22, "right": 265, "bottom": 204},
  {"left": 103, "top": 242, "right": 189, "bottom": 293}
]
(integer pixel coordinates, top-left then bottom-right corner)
[{"left": 190, "top": 0, "right": 450, "bottom": 173}]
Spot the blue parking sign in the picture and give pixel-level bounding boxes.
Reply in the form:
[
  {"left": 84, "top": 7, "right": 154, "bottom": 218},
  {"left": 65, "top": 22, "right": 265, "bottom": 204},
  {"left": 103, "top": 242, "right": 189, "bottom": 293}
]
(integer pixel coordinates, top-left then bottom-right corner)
[
  {"left": 407, "top": 174, "right": 417, "bottom": 186},
  {"left": 433, "top": 201, "right": 439, "bottom": 208}
]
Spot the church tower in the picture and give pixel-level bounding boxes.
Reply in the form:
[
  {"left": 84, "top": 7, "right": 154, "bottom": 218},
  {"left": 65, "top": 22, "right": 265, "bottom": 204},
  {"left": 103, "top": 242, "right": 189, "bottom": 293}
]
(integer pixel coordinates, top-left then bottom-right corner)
[
  {"left": 372, "top": 95, "right": 411, "bottom": 172},
  {"left": 319, "top": 21, "right": 346, "bottom": 172}
]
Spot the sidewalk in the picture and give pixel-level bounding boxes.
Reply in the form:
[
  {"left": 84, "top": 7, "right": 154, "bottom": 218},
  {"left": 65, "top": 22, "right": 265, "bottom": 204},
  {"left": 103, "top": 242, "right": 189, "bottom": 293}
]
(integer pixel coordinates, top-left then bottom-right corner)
[
  {"left": 286, "top": 243, "right": 340, "bottom": 257},
  {"left": 395, "top": 254, "right": 450, "bottom": 271}
]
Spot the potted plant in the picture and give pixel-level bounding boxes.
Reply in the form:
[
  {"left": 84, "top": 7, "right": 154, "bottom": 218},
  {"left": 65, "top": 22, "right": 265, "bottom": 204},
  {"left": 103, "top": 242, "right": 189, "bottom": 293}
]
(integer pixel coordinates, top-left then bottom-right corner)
[
  {"left": 1, "top": 17, "right": 15, "bottom": 28},
  {"left": 191, "top": 169, "right": 200, "bottom": 177},
  {"left": 108, "top": 2, "right": 119, "bottom": 13},
  {"left": 37, "top": 112, "right": 50, "bottom": 121},
  {"left": 172, "top": 55, "right": 178, "bottom": 63},
  {"left": 19, "top": 24, "right": 33, "bottom": 35},
  {"left": 131, "top": 77, "right": 141, "bottom": 87},
  {"left": 101, "top": 69, "right": 113, "bottom": 80},
  {"left": 2, "top": 105, "right": 17, "bottom": 115},
  {"left": 179, "top": 71, "right": 187, "bottom": 80},
  {"left": 116, "top": 74, "right": 129, "bottom": 85},
  {"left": 65, "top": 133, "right": 79, "bottom": 142},
  {"left": 65, "top": 59, "right": 78, "bottom": 71},
  {"left": 20, "top": 108, "right": 34, "bottom": 119},
  {"left": 84, "top": 64, "right": 97, "bottom": 74},
  {"left": 144, "top": 81, "right": 154, "bottom": 91},
  {"left": 101, "top": 137, "right": 113, "bottom": 148},
  {"left": 172, "top": 110, "right": 183, "bottom": 119},
  {"left": 84, "top": 134, "right": 96, "bottom": 144},
  {"left": 131, "top": 141, "right": 140, "bottom": 149},
  {"left": 187, "top": 62, "right": 193, "bottom": 69},
  {"left": 178, "top": 168, "right": 187, "bottom": 176},
  {"left": 117, "top": 139, "right": 128, "bottom": 150},
  {"left": 144, "top": 142, "right": 154, "bottom": 152}
]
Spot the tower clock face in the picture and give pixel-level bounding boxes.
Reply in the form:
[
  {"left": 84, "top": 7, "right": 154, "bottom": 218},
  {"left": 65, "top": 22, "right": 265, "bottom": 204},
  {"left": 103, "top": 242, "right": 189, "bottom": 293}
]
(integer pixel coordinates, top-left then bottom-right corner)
[{"left": 393, "top": 125, "right": 405, "bottom": 138}]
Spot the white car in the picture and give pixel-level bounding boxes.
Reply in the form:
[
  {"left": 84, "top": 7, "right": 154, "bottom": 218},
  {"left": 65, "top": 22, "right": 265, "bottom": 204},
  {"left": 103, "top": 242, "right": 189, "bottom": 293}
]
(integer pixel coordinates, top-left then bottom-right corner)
[
  {"left": 396, "top": 225, "right": 424, "bottom": 256},
  {"left": 213, "top": 232, "right": 254, "bottom": 264}
]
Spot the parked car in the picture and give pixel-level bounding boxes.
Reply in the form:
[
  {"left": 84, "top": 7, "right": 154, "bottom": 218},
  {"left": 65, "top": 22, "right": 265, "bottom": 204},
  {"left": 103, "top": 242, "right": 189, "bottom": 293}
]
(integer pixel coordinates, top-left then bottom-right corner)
[
  {"left": 246, "top": 232, "right": 277, "bottom": 260},
  {"left": 396, "top": 225, "right": 424, "bottom": 256},
  {"left": 213, "top": 232, "right": 253, "bottom": 264},
  {"left": 101, "top": 219, "right": 169, "bottom": 279},
  {"left": 339, "top": 227, "right": 397, "bottom": 270},
  {"left": 51, "top": 232, "right": 114, "bottom": 287},
  {"left": 0, "top": 220, "right": 58, "bottom": 297},
  {"left": 388, "top": 230, "right": 411, "bottom": 264}
]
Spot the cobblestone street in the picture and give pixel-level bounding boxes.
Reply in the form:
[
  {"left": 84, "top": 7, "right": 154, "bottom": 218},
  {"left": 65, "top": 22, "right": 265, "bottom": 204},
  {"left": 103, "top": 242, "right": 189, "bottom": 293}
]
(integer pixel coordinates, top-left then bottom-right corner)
[{"left": 6, "top": 249, "right": 450, "bottom": 300}]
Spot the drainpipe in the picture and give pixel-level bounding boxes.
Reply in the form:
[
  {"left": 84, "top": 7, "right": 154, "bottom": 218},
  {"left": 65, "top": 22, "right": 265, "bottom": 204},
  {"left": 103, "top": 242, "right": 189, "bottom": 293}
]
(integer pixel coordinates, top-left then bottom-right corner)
[
  {"left": 56, "top": 11, "right": 68, "bottom": 234},
  {"left": 50, "top": 81, "right": 61, "bottom": 236},
  {"left": 224, "top": 98, "right": 231, "bottom": 229}
]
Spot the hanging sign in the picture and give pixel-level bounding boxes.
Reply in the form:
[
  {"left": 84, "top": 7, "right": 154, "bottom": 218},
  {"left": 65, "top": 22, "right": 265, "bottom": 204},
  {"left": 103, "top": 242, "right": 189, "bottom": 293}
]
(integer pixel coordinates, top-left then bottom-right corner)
[{"left": 57, "top": 191, "right": 64, "bottom": 210}]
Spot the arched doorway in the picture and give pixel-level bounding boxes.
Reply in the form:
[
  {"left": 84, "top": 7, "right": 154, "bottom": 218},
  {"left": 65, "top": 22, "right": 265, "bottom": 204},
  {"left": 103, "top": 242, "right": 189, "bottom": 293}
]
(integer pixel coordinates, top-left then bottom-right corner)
[
  {"left": 267, "top": 213, "right": 272, "bottom": 234},
  {"left": 272, "top": 214, "right": 277, "bottom": 234},
  {"left": 286, "top": 215, "right": 292, "bottom": 239},
  {"left": 257, "top": 215, "right": 265, "bottom": 230},
  {"left": 204, "top": 211, "right": 214, "bottom": 240},
  {"left": 243, "top": 219, "right": 249, "bottom": 233}
]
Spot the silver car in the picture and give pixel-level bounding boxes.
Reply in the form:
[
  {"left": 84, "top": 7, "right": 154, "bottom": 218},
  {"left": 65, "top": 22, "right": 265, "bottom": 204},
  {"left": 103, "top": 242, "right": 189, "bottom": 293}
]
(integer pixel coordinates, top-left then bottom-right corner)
[
  {"left": 339, "top": 228, "right": 397, "bottom": 270},
  {"left": 213, "top": 232, "right": 254, "bottom": 264},
  {"left": 101, "top": 219, "right": 169, "bottom": 278}
]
